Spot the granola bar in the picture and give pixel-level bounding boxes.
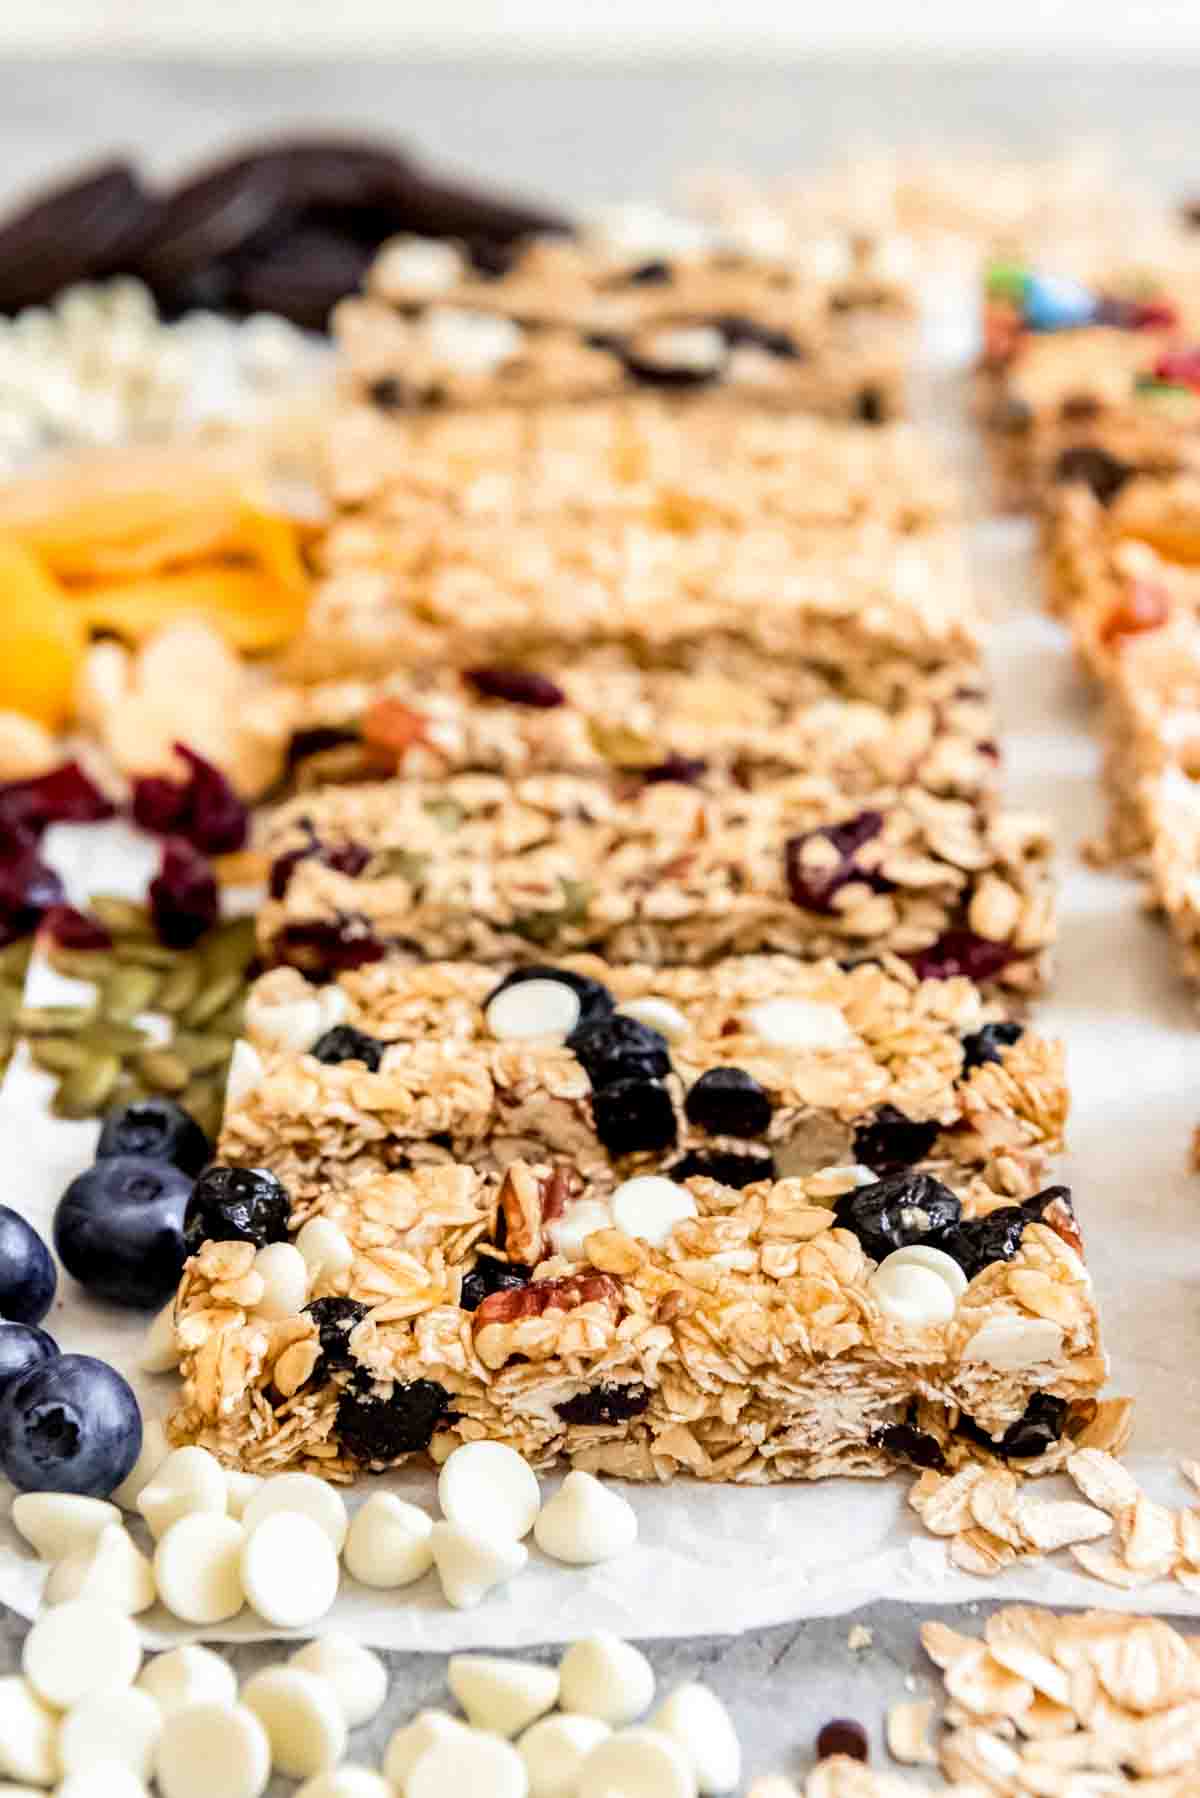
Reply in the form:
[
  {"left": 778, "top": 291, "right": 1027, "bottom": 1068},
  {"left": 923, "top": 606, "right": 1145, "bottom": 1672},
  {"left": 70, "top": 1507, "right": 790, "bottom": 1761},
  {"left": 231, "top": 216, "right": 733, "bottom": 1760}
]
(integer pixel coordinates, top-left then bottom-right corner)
[
  {"left": 166, "top": 1156, "right": 1103, "bottom": 1484},
  {"left": 284, "top": 517, "right": 978, "bottom": 695},
  {"left": 333, "top": 230, "right": 912, "bottom": 420},
  {"left": 225, "top": 954, "right": 1066, "bottom": 1212},
  {"left": 256, "top": 772, "right": 1054, "bottom": 989}
]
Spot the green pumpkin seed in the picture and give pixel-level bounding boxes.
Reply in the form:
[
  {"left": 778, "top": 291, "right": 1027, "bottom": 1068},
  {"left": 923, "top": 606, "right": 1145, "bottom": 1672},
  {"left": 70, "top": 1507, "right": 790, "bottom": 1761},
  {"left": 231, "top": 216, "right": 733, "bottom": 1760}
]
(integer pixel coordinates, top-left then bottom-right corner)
[
  {"left": 53, "top": 1052, "right": 122, "bottom": 1118},
  {"left": 183, "top": 1078, "right": 226, "bottom": 1139},
  {"left": 103, "top": 966, "right": 161, "bottom": 1022},
  {"left": 30, "top": 1038, "right": 94, "bottom": 1075},
  {"left": 137, "top": 1049, "right": 191, "bottom": 1095},
  {"left": 78, "top": 1019, "right": 151, "bottom": 1055},
  {"left": 422, "top": 797, "right": 464, "bottom": 831},
  {"left": 183, "top": 971, "right": 244, "bottom": 1029},
  {"left": 0, "top": 939, "right": 33, "bottom": 976},
  {"left": 45, "top": 947, "right": 116, "bottom": 982},
  {"left": 173, "top": 1032, "right": 235, "bottom": 1074},
  {"left": 112, "top": 938, "right": 182, "bottom": 970},
  {"left": 202, "top": 917, "right": 258, "bottom": 980},
  {"left": 91, "top": 896, "right": 153, "bottom": 937},
  {"left": 155, "top": 958, "right": 203, "bottom": 1014},
  {"left": 206, "top": 995, "right": 245, "bottom": 1038},
  {"left": 372, "top": 847, "right": 428, "bottom": 883},
  {"left": 17, "top": 1003, "right": 95, "bottom": 1034},
  {"left": 0, "top": 985, "right": 20, "bottom": 1027}
]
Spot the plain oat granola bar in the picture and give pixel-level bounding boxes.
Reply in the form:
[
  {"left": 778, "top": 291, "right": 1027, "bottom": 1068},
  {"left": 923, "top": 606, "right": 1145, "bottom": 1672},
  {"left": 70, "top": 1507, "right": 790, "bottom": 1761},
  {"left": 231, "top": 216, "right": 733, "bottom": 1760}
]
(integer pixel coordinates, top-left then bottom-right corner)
[
  {"left": 255, "top": 770, "right": 1054, "bottom": 990},
  {"left": 223, "top": 954, "right": 1066, "bottom": 1212},
  {"left": 165, "top": 1155, "right": 1104, "bottom": 1485}
]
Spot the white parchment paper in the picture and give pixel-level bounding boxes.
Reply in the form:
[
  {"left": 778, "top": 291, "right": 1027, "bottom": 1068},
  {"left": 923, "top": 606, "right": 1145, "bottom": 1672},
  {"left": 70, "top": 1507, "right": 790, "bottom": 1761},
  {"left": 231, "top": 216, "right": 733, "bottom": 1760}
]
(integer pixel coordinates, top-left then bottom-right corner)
[{"left": 0, "top": 285, "right": 1198, "bottom": 1649}]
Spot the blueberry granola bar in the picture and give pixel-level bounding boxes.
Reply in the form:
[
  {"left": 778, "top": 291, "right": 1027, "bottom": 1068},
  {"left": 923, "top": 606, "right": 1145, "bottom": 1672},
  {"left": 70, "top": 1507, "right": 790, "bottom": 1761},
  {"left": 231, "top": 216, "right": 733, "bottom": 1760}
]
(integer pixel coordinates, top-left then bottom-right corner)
[
  {"left": 165, "top": 1155, "right": 1104, "bottom": 1484},
  {"left": 224, "top": 954, "right": 1066, "bottom": 1212},
  {"left": 256, "top": 772, "right": 1054, "bottom": 990}
]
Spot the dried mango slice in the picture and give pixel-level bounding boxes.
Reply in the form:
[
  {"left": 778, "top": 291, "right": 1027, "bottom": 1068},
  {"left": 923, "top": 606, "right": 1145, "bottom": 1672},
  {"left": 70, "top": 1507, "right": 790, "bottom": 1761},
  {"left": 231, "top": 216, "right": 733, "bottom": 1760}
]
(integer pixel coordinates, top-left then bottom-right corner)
[
  {"left": 0, "top": 536, "right": 86, "bottom": 728},
  {"left": 72, "top": 567, "right": 308, "bottom": 654},
  {"left": 237, "top": 505, "right": 310, "bottom": 594}
]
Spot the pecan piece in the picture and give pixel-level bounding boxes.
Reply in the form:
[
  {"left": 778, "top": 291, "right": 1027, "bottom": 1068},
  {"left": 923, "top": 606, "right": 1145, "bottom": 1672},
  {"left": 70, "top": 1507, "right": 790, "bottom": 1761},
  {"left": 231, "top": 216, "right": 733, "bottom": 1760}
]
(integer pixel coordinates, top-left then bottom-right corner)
[
  {"left": 1036, "top": 1188, "right": 1085, "bottom": 1261},
  {"left": 473, "top": 1271, "right": 621, "bottom": 1330},
  {"left": 361, "top": 696, "right": 433, "bottom": 757},
  {"left": 497, "top": 1162, "right": 577, "bottom": 1265}
]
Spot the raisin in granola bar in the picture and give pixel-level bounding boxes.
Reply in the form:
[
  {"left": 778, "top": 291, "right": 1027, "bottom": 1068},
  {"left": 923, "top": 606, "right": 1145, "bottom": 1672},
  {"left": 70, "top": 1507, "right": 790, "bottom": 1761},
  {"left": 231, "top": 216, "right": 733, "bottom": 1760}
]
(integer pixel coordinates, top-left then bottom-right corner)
[
  {"left": 166, "top": 1156, "right": 1104, "bottom": 1484},
  {"left": 225, "top": 954, "right": 1065, "bottom": 1213},
  {"left": 257, "top": 771, "right": 1054, "bottom": 989}
]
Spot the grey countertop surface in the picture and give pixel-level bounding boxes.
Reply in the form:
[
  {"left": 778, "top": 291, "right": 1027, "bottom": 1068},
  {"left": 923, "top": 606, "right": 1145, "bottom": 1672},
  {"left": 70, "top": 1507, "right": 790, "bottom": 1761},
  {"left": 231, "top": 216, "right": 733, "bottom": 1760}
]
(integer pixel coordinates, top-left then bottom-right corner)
[{"left": 0, "top": 52, "right": 1196, "bottom": 1792}]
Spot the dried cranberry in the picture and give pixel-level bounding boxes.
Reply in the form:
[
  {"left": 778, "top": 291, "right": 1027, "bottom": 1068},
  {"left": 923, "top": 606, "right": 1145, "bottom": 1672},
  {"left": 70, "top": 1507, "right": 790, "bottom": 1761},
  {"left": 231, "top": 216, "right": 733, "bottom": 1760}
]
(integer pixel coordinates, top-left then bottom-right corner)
[
  {"left": 1154, "top": 347, "right": 1200, "bottom": 387},
  {"left": 0, "top": 761, "right": 113, "bottom": 843},
  {"left": 459, "top": 1259, "right": 531, "bottom": 1313},
  {"left": 832, "top": 1172, "right": 961, "bottom": 1263},
  {"left": 557, "top": 1383, "right": 650, "bottom": 1426},
  {"left": 304, "top": 1296, "right": 370, "bottom": 1378},
  {"left": 311, "top": 1025, "right": 385, "bottom": 1071},
  {"left": 816, "top": 1718, "right": 869, "bottom": 1763},
  {"left": 336, "top": 1376, "right": 451, "bottom": 1462},
  {"left": 960, "top": 1020, "right": 1024, "bottom": 1073},
  {"left": 463, "top": 667, "right": 566, "bottom": 708},
  {"left": 1052, "top": 445, "right": 1133, "bottom": 506},
  {"left": 569, "top": 1015, "right": 671, "bottom": 1088},
  {"left": 41, "top": 905, "right": 112, "bottom": 951},
  {"left": 268, "top": 832, "right": 371, "bottom": 899},
  {"left": 149, "top": 838, "right": 218, "bottom": 949},
  {"left": 271, "top": 919, "right": 387, "bottom": 975},
  {"left": 852, "top": 1107, "right": 940, "bottom": 1174},
  {"left": 684, "top": 1067, "right": 772, "bottom": 1138},
  {"left": 131, "top": 744, "right": 248, "bottom": 855},
  {"left": 784, "top": 811, "right": 892, "bottom": 914},
  {"left": 592, "top": 1078, "right": 677, "bottom": 1157},
  {"left": 906, "top": 929, "right": 1016, "bottom": 983},
  {"left": 485, "top": 966, "right": 614, "bottom": 1032},
  {"left": 669, "top": 1150, "right": 776, "bottom": 1189},
  {"left": 959, "top": 1392, "right": 1067, "bottom": 1460},
  {"left": 872, "top": 1420, "right": 947, "bottom": 1472},
  {"left": 0, "top": 845, "right": 65, "bottom": 946},
  {"left": 638, "top": 754, "right": 708, "bottom": 786}
]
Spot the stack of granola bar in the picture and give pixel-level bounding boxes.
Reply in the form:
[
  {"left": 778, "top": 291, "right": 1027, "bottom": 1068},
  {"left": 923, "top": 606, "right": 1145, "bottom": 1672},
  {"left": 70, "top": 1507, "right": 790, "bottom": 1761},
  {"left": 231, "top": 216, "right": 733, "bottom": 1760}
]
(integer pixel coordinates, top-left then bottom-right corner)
[{"left": 165, "top": 217, "right": 1107, "bottom": 1492}]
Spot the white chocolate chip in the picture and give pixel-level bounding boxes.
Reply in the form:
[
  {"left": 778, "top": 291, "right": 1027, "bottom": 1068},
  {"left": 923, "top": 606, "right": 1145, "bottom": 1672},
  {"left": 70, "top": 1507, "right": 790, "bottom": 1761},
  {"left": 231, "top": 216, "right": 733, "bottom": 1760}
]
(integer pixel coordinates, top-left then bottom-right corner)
[
  {"left": 315, "top": 985, "right": 350, "bottom": 1036},
  {"left": 112, "top": 1418, "right": 170, "bottom": 1509},
  {"left": 642, "top": 325, "right": 726, "bottom": 374},
  {"left": 448, "top": 1655, "right": 559, "bottom": 1738},
  {"left": 429, "top": 1519, "right": 528, "bottom": 1610},
  {"left": 533, "top": 1471, "right": 638, "bottom": 1565},
  {"left": 23, "top": 1599, "right": 141, "bottom": 1708},
  {"left": 241, "top": 1511, "right": 340, "bottom": 1629},
  {"left": 618, "top": 997, "right": 689, "bottom": 1040},
  {"left": 137, "top": 1446, "right": 227, "bottom": 1541},
  {"left": 373, "top": 235, "right": 464, "bottom": 296},
  {"left": 486, "top": 977, "right": 582, "bottom": 1042},
  {"left": 224, "top": 1470, "right": 265, "bottom": 1521},
  {"left": 0, "top": 1676, "right": 60, "bottom": 1786},
  {"left": 155, "top": 1702, "right": 271, "bottom": 1798},
  {"left": 519, "top": 1713, "right": 611, "bottom": 1798},
  {"left": 243, "top": 1472, "right": 348, "bottom": 1554},
  {"left": 438, "top": 1440, "right": 541, "bottom": 1541},
  {"left": 56, "top": 1764, "right": 148, "bottom": 1798},
  {"left": 547, "top": 1198, "right": 613, "bottom": 1263},
  {"left": 867, "top": 1260, "right": 959, "bottom": 1326},
  {"left": 342, "top": 1491, "right": 432, "bottom": 1588},
  {"left": 225, "top": 1039, "right": 265, "bottom": 1108},
  {"left": 406, "top": 1729, "right": 528, "bottom": 1798},
  {"left": 250, "top": 1241, "right": 309, "bottom": 1320},
  {"left": 138, "top": 1646, "right": 238, "bottom": 1718},
  {"left": 296, "top": 1769, "right": 392, "bottom": 1798},
  {"left": 242, "top": 1666, "right": 348, "bottom": 1782},
  {"left": 154, "top": 1514, "right": 245, "bottom": 1625},
  {"left": 289, "top": 1635, "right": 387, "bottom": 1729},
  {"left": 243, "top": 982, "right": 325, "bottom": 1054},
  {"left": 559, "top": 1633, "right": 655, "bottom": 1725},
  {"left": 45, "top": 1521, "right": 157, "bottom": 1614},
  {"left": 296, "top": 1217, "right": 354, "bottom": 1284},
  {"left": 422, "top": 307, "right": 522, "bottom": 375},
  {"left": 877, "top": 1245, "right": 967, "bottom": 1295},
  {"left": 382, "top": 1710, "right": 469, "bottom": 1787},
  {"left": 139, "top": 1303, "right": 181, "bottom": 1374},
  {"left": 961, "top": 1314, "right": 1066, "bottom": 1370},
  {"left": 59, "top": 1688, "right": 162, "bottom": 1782},
  {"left": 652, "top": 1684, "right": 741, "bottom": 1794},
  {"left": 576, "top": 1726, "right": 696, "bottom": 1798},
  {"left": 10, "top": 1492, "right": 118, "bottom": 1561},
  {"left": 611, "top": 1176, "right": 696, "bottom": 1247},
  {"left": 743, "top": 998, "right": 853, "bottom": 1050}
]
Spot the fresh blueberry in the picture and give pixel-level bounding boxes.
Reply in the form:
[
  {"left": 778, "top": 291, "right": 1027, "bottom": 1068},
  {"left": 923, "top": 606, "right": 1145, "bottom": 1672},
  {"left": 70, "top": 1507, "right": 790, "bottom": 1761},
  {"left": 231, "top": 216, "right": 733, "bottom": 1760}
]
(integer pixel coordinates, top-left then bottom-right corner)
[
  {"left": 568, "top": 1014, "right": 671, "bottom": 1088},
  {"left": 54, "top": 1155, "right": 192, "bottom": 1309},
  {"left": 0, "top": 1322, "right": 58, "bottom": 1398},
  {"left": 832, "top": 1172, "right": 962, "bottom": 1263},
  {"left": 335, "top": 1376, "right": 451, "bottom": 1463},
  {"left": 0, "top": 1353, "right": 141, "bottom": 1496},
  {"left": 684, "top": 1067, "right": 772, "bottom": 1138},
  {"left": 960, "top": 1020, "right": 1024, "bottom": 1074},
  {"left": 96, "top": 1097, "right": 211, "bottom": 1177},
  {"left": 459, "top": 1259, "right": 531, "bottom": 1313},
  {"left": 852, "top": 1106, "right": 941, "bottom": 1174},
  {"left": 183, "top": 1165, "right": 291, "bottom": 1255},
  {"left": 485, "top": 965, "right": 614, "bottom": 1032},
  {"left": 311, "top": 1025, "right": 385, "bottom": 1071},
  {"left": 591, "top": 1077, "right": 678, "bottom": 1156},
  {"left": 0, "top": 1205, "right": 57, "bottom": 1326}
]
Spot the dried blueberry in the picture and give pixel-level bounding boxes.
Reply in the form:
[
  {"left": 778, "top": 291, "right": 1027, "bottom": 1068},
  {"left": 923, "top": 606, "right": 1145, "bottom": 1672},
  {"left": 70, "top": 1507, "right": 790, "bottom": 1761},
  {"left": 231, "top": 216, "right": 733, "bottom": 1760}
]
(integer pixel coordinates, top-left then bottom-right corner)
[
  {"left": 852, "top": 1106, "right": 941, "bottom": 1174},
  {"left": 149, "top": 838, "right": 218, "bottom": 949},
  {"left": 335, "top": 1375, "right": 450, "bottom": 1462},
  {"left": 463, "top": 667, "right": 566, "bottom": 708},
  {"left": 624, "top": 260, "right": 672, "bottom": 285},
  {"left": 1051, "top": 444, "right": 1132, "bottom": 506},
  {"left": 959, "top": 1392, "right": 1067, "bottom": 1460},
  {"left": 557, "top": 1383, "right": 650, "bottom": 1426},
  {"left": 856, "top": 386, "right": 885, "bottom": 424},
  {"left": 271, "top": 919, "right": 387, "bottom": 976},
  {"left": 669, "top": 1150, "right": 776, "bottom": 1190},
  {"left": 183, "top": 1165, "right": 291, "bottom": 1255},
  {"left": 311, "top": 1025, "right": 385, "bottom": 1071},
  {"left": 684, "top": 1067, "right": 772, "bottom": 1139},
  {"left": 591, "top": 1078, "right": 678, "bottom": 1157},
  {"left": 484, "top": 966, "right": 614, "bottom": 1033},
  {"left": 960, "top": 1020, "right": 1024, "bottom": 1073},
  {"left": 367, "top": 375, "right": 409, "bottom": 411},
  {"left": 638, "top": 754, "right": 708, "bottom": 786},
  {"left": 906, "top": 929, "right": 1016, "bottom": 984},
  {"left": 784, "top": 811, "right": 892, "bottom": 914},
  {"left": 304, "top": 1296, "right": 370, "bottom": 1378},
  {"left": 569, "top": 1014, "right": 671, "bottom": 1088},
  {"left": 832, "top": 1172, "right": 961, "bottom": 1263},
  {"left": 872, "top": 1420, "right": 947, "bottom": 1471},
  {"left": 459, "top": 1259, "right": 531, "bottom": 1313},
  {"left": 940, "top": 1186, "right": 1065, "bottom": 1280},
  {"left": 719, "top": 315, "right": 801, "bottom": 358}
]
